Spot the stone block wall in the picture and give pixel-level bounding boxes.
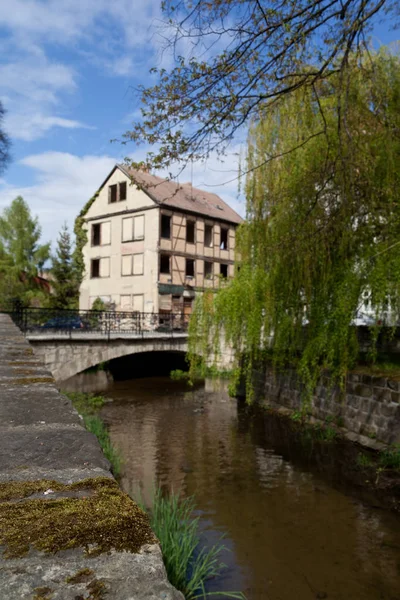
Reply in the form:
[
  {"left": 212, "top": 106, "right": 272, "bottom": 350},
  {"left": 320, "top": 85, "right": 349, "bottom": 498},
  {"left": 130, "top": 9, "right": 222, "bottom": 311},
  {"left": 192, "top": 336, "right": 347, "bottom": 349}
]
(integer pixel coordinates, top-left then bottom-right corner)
[
  {"left": 263, "top": 366, "right": 400, "bottom": 445},
  {"left": 0, "top": 314, "right": 183, "bottom": 599}
]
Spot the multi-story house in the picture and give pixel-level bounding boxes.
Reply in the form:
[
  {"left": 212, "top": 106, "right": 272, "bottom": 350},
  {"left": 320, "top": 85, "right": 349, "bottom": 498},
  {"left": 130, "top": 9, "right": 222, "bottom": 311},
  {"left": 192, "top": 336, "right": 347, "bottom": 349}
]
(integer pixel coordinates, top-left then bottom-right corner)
[{"left": 79, "top": 164, "right": 243, "bottom": 316}]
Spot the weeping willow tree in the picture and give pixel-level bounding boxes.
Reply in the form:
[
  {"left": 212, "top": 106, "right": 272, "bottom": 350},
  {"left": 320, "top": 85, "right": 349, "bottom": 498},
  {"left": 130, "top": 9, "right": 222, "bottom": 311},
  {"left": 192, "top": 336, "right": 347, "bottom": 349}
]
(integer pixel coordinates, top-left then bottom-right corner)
[{"left": 188, "top": 48, "right": 400, "bottom": 402}]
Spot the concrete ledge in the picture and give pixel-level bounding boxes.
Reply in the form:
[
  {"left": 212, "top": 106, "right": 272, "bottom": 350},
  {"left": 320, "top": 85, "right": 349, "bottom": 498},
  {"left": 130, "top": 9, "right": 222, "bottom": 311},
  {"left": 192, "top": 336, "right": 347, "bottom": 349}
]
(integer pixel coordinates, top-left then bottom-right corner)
[{"left": 0, "top": 314, "right": 183, "bottom": 600}]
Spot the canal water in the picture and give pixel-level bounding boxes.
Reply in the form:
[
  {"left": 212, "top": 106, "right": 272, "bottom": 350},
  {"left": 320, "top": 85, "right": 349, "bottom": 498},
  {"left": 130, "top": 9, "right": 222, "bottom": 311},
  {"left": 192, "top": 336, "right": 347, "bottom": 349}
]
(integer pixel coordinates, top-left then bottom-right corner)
[{"left": 70, "top": 375, "right": 400, "bottom": 600}]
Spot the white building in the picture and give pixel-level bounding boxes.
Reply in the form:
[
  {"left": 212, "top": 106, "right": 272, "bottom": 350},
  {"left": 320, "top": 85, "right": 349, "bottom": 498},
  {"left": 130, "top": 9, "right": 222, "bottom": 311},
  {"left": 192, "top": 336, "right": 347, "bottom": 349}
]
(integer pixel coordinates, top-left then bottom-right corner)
[{"left": 79, "top": 164, "right": 243, "bottom": 315}]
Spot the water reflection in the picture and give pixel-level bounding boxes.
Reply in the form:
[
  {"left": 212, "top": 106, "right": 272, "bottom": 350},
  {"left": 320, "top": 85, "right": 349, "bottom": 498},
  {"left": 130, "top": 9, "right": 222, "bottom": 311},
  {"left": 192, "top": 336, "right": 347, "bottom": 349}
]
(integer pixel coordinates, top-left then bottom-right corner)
[{"left": 97, "top": 376, "right": 400, "bottom": 600}]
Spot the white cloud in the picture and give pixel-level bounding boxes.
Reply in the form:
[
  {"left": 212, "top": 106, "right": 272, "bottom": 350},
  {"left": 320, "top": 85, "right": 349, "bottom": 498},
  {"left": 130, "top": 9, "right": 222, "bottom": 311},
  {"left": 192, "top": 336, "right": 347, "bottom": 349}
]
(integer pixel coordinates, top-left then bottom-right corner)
[
  {"left": 0, "top": 152, "right": 116, "bottom": 245},
  {"left": 0, "top": 0, "right": 163, "bottom": 141},
  {"left": 0, "top": 45, "right": 87, "bottom": 141},
  {"left": 6, "top": 115, "right": 95, "bottom": 142}
]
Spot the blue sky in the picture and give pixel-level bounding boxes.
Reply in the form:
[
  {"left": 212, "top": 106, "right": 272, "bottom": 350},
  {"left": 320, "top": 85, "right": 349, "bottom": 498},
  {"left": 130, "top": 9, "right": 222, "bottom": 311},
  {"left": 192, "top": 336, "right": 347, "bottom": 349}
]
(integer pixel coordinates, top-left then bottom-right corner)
[{"left": 0, "top": 1, "right": 397, "bottom": 247}]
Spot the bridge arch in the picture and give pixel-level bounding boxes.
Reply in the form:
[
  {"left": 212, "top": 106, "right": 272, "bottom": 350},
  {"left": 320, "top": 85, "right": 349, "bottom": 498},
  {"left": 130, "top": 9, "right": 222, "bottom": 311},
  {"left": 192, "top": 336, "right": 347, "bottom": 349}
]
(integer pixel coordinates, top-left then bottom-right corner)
[{"left": 29, "top": 335, "right": 189, "bottom": 382}]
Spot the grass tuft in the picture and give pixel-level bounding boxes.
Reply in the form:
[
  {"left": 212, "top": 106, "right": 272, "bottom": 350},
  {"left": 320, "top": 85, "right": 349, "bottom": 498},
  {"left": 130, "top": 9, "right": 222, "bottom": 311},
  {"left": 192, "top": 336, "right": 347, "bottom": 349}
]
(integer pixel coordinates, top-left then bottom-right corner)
[
  {"left": 83, "top": 415, "right": 122, "bottom": 476},
  {"left": 64, "top": 391, "right": 122, "bottom": 477},
  {"left": 379, "top": 444, "right": 400, "bottom": 469},
  {"left": 140, "top": 489, "right": 245, "bottom": 600}
]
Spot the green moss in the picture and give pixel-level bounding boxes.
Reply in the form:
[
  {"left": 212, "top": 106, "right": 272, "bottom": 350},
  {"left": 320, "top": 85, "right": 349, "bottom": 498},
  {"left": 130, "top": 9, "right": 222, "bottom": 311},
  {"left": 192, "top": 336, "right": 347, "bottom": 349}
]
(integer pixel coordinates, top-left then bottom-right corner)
[
  {"left": 11, "top": 377, "right": 54, "bottom": 385},
  {"left": 12, "top": 368, "right": 40, "bottom": 375},
  {"left": 33, "top": 587, "right": 52, "bottom": 600},
  {"left": 86, "top": 578, "right": 107, "bottom": 599},
  {"left": 0, "top": 477, "right": 157, "bottom": 558},
  {"left": 8, "top": 361, "right": 42, "bottom": 367},
  {"left": 33, "top": 588, "right": 52, "bottom": 600},
  {"left": 73, "top": 191, "right": 100, "bottom": 283},
  {"left": 66, "top": 568, "right": 94, "bottom": 584}
]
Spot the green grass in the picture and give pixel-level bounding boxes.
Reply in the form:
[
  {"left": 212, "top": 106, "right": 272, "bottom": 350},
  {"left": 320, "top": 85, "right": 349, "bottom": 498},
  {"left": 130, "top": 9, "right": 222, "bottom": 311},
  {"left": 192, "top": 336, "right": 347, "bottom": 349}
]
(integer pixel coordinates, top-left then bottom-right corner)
[
  {"left": 64, "top": 391, "right": 122, "bottom": 477},
  {"left": 64, "top": 391, "right": 105, "bottom": 415},
  {"left": 141, "top": 489, "right": 246, "bottom": 600},
  {"left": 170, "top": 369, "right": 191, "bottom": 381},
  {"left": 356, "top": 453, "right": 374, "bottom": 468},
  {"left": 379, "top": 444, "right": 400, "bottom": 469},
  {"left": 354, "top": 355, "right": 400, "bottom": 380},
  {"left": 82, "top": 415, "right": 122, "bottom": 476},
  {"left": 313, "top": 424, "right": 338, "bottom": 442}
]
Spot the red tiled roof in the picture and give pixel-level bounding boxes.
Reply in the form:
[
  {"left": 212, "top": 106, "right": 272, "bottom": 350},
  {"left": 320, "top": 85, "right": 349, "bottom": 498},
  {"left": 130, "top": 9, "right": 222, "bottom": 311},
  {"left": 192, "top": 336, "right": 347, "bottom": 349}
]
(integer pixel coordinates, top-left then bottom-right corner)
[{"left": 118, "top": 165, "right": 243, "bottom": 225}]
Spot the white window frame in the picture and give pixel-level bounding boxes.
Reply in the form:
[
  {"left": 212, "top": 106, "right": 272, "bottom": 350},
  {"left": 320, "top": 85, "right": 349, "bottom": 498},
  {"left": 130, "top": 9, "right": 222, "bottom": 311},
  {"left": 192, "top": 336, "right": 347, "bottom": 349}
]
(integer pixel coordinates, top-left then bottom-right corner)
[{"left": 121, "top": 253, "right": 144, "bottom": 276}]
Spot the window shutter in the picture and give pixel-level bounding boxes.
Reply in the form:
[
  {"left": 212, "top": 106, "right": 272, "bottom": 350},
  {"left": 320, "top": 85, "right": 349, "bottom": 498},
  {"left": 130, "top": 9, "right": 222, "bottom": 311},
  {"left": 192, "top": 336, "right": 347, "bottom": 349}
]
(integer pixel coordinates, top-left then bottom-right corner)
[
  {"left": 134, "top": 215, "right": 144, "bottom": 239},
  {"left": 102, "top": 222, "right": 111, "bottom": 245},
  {"left": 108, "top": 186, "right": 111, "bottom": 203},
  {"left": 122, "top": 255, "right": 132, "bottom": 276},
  {"left": 100, "top": 257, "right": 110, "bottom": 278},
  {"left": 122, "top": 217, "right": 133, "bottom": 242},
  {"left": 132, "top": 295, "right": 144, "bottom": 313},
  {"left": 159, "top": 295, "right": 172, "bottom": 310},
  {"left": 120, "top": 295, "right": 132, "bottom": 309},
  {"left": 133, "top": 253, "right": 144, "bottom": 275}
]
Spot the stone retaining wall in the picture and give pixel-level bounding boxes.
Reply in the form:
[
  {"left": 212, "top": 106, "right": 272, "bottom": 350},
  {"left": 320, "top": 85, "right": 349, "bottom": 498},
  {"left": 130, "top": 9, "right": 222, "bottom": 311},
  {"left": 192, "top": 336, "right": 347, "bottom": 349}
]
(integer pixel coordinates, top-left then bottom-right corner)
[
  {"left": 0, "top": 314, "right": 183, "bottom": 600},
  {"left": 263, "top": 366, "right": 400, "bottom": 445}
]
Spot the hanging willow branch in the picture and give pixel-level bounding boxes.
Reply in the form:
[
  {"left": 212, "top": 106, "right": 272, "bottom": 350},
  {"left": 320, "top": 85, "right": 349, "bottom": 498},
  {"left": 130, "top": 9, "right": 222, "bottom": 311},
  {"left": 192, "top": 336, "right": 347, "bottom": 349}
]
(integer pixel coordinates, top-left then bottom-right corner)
[{"left": 188, "top": 48, "right": 400, "bottom": 404}]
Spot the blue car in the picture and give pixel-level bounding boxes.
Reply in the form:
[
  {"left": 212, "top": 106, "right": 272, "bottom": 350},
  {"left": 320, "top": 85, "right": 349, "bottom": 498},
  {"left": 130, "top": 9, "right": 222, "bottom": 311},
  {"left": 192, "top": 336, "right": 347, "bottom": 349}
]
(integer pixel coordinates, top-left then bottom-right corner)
[{"left": 42, "top": 316, "right": 86, "bottom": 330}]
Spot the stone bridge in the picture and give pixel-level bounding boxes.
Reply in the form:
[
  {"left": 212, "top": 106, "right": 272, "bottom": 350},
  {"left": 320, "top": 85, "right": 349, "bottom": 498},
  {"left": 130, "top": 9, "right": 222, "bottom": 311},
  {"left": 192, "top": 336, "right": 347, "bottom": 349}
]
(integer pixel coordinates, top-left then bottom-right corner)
[{"left": 27, "top": 332, "right": 189, "bottom": 382}]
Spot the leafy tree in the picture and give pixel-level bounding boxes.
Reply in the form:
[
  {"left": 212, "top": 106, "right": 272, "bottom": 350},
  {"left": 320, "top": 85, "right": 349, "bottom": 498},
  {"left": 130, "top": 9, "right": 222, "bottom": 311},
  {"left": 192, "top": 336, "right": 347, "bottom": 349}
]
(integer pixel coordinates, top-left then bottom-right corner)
[
  {"left": 91, "top": 297, "right": 107, "bottom": 311},
  {"left": 0, "top": 100, "right": 10, "bottom": 175},
  {"left": 49, "top": 224, "right": 79, "bottom": 309},
  {"left": 188, "top": 48, "right": 400, "bottom": 402},
  {"left": 125, "top": 0, "right": 397, "bottom": 172},
  {"left": 0, "top": 196, "right": 50, "bottom": 308}
]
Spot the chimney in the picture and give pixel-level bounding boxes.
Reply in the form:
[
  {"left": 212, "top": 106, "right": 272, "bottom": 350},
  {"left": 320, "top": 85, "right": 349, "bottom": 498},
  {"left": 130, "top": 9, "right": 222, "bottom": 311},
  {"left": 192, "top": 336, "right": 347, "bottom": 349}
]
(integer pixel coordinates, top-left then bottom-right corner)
[{"left": 137, "top": 162, "right": 151, "bottom": 173}]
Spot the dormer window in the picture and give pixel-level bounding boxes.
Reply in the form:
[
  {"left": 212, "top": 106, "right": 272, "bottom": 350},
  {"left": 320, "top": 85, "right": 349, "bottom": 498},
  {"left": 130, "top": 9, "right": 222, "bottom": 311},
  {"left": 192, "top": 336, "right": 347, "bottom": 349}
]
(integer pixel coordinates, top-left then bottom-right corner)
[
  {"left": 109, "top": 181, "right": 127, "bottom": 203},
  {"left": 119, "top": 181, "right": 127, "bottom": 201}
]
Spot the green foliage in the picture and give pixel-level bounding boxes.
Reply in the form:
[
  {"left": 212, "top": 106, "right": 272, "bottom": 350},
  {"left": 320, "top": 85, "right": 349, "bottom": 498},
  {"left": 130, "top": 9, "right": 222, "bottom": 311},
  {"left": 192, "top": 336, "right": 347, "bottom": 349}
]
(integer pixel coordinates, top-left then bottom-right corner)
[
  {"left": 49, "top": 223, "right": 79, "bottom": 309},
  {"left": 189, "top": 48, "right": 400, "bottom": 406},
  {"left": 315, "top": 425, "right": 338, "bottom": 443},
  {"left": 356, "top": 453, "right": 374, "bottom": 468},
  {"left": 141, "top": 489, "right": 245, "bottom": 600},
  {"left": 88, "top": 297, "right": 107, "bottom": 329},
  {"left": 335, "top": 416, "right": 345, "bottom": 428},
  {"left": 379, "top": 444, "right": 400, "bottom": 469},
  {"left": 290, "top": 411, "right": 303, "bottom": 423},
  {"left": 0, "top": 100, "right": 10, "bottom": 175},
  {"left": 64, "top": 391, "right": 105, "bottom": 415},
  {"left": 170, "top": 369, "right": 190, "bottom": 381},
  {"left": 91, "top": 297, "right": 106, "bottom": 312},
  {"left": 73, "top": 191, "right": 99, "bottom": 284},
  {"left": 0, "top": 196, "right": 50, "bottom": 308}
]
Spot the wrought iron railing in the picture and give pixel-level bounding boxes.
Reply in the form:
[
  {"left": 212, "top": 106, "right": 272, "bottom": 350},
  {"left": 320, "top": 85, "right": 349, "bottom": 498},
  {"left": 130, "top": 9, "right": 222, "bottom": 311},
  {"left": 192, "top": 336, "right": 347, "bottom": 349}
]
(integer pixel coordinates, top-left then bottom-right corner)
[{"left": 8, "top": 306, "right": 189, "bottom": 337}]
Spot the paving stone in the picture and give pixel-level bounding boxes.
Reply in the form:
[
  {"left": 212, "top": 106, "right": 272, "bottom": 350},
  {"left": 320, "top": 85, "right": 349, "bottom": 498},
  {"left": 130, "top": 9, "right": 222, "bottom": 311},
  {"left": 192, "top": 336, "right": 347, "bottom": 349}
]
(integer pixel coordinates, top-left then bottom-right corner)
[
  {"left": 0, "top": 387, "right": 80, "bottom": 427},
  {"left": 0, "top": 546, "right": 184, "bottom": 600},
  {"left": 0, "top": 427, "right": 110, "bottom": 472},
  {"left": 0, "top": 314, "right": 183, "bottom": 599}
]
